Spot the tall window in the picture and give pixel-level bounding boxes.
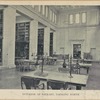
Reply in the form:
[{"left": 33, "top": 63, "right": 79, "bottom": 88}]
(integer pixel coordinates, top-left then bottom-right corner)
[
  {"left": 42, "top": 5, "right": 45, "bottom": 15},
  {"left": 15, "top": 22, "right": 30, "bottom": 59},
  {"left": 82, "top": 12, "right": 86, "bottom": 23},
  {"left": 46, "top": 6, "right": 48, "bottom": 18},
  {"left": 50, "top": 9, "right": 52, "bottom": 21},
  {"left": 38, "top": 5, "right": 42, "bottom": 13},
  {"left": 75, "top": 13, "right": 80, "bottom": 23},
  {"left": 69, "top": 14, "right": 74, "bottom": 24},
  {"left": 54, "top": 14, "right": 57, "bottom": 24}
]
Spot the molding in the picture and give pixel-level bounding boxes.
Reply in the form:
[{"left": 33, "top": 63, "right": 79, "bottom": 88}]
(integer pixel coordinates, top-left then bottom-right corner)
[
  {"left": 11, "top": 5, "right": 57, "bottom": 31},
  {"left": 57, "top": 24, "right": 100, "bottom": 29}
]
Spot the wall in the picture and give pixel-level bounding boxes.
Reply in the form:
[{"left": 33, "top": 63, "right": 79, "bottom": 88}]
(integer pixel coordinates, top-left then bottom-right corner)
[
  {"left": 16, "top": 16, "right": 31, "bottom": 23},
  {"left": 95, "top": 26, "right": 100, "bottom": 60},
  {"left": 56, "top": 7, "right": 100, "bottom": 60}
]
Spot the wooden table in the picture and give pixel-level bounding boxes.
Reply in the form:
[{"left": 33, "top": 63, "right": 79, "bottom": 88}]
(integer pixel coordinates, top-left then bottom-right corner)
[
  {"left": 83, "top": 59, "right": 93, "bottom": 63},
  {"left": 16, "top": 59, "right": 36, "bottom": 71},
  {"left": 46, "top": 57, "right": 57, "bottom": 65},
  {"left": 79, "top": 63, "right": 92, "bottom": 74},
  {"left": 22, "top": 70, "right": 88, "bottom": 90}
]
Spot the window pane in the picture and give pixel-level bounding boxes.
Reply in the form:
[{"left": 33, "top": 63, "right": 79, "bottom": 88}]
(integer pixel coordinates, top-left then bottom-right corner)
[
  {"left": 75, "top": 13, "right": 80, "bottom": 23},
  {"left": 69, "top": 14, "right": 74, "bottom": 24},
  {"left": 82, "top": 12, "right": 86, "bottom": 23}
]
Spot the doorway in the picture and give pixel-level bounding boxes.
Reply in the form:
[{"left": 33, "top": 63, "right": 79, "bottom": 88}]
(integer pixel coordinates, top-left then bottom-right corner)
[{"left": 73, "top": 44, "right": 81, "bottom": 59}]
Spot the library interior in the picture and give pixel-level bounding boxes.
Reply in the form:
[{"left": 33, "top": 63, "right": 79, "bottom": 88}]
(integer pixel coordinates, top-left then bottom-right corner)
[{"left": 0, "top": 5, "right": 99, "bottom": 90}]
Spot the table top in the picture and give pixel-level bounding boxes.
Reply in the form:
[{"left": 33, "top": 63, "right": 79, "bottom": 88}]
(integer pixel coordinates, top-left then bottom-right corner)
[
  {"left": 79, "top": 63, "right": 92, "bottom": 67},
  {"left": 47, "top": 57, "right": 57, "bottom": 60},
  {"left": 22, "top": 70, "right": 88, "bottom": 86},
  {"left": 83, "top": 59, "right": 93, "bottom": 61},
  {"left": 16, "top": 59, "right": 36, "bottom": 65}
]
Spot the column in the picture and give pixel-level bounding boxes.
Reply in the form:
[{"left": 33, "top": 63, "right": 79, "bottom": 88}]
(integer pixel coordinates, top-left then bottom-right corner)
[
  {"left": 44, "top": 27, "right": 50, "bottom": 56},
  {"left": 3, "top": 7, "right": 16, "bottom": 68},
  {"left": 53, "top": 31, "right": 56, "bottom": 54},
  {"left": 85, "top": 29, "right": 90, "bottom": 52},
  {"left": 29, "top": 20, "right": 38, "bottom": 60}
]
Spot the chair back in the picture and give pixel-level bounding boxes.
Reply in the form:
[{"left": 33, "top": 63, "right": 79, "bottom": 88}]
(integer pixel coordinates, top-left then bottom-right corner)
[
  {"left": 47, "top": 80, "right": 66, "bottom": 90},
  {"left": 21, "top": 76, "right": 35, "bottom": 89},
  {"left": 21, "top": 77, "right": 45, "bottom": 89}
]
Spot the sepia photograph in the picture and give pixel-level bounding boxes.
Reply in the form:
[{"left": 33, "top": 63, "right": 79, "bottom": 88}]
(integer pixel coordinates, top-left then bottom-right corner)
[{"left": 0, "top": 3, "right": 100, "bottom": 99}]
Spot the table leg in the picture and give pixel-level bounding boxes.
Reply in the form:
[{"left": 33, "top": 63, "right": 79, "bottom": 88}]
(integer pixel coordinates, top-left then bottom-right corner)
[
  {"left": 87, "top": 67, "right": 89, "bottom": 74},
  {"left": 79, "top": 68, "right": 80, "bottom": 74}
]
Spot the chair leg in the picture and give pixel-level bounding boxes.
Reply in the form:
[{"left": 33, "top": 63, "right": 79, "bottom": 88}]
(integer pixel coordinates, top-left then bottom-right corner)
[{"left": 76, "top": 85, "right": 81, "bottom": 90}]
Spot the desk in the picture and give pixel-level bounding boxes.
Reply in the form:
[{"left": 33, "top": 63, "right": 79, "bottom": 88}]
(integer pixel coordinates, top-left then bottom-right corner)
[
  {"left": 22, "top": 71, "right": 88, "bottom": 90},
  {"left": 79, "top": 63, "right": 92, "bottom": 74}
]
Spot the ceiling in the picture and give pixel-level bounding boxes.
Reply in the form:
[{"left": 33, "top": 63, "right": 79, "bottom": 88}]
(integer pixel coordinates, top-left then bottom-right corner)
[{"left": 49, "top": 5, "right": 99, "bottom": 12}]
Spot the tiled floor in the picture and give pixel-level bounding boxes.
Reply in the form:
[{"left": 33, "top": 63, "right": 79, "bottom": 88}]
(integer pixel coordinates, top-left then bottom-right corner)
[{"left": 0, "top": 62, "right": 99, "bottom": 89}]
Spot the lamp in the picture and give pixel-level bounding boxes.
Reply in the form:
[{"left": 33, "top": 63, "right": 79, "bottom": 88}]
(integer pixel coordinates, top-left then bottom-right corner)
[
  {"left": 60, "top": 47, "right": 66, "bottom": 68},
  {"left": 34, "top": 54, "right": 48, "bottom": 77},
  {"left": 63, "top": 56, "right": 66, "bottom": 68},
  {"left": 69, "top": 55, "right": 73, "bottom": 78}
]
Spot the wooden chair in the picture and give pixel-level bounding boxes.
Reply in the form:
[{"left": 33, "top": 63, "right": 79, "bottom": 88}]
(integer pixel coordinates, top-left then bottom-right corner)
[
  {"left": 71, "top": 64, "right": 80, "bottom": 74},
  {"left": 23, "top": 61, "right": 30, "bottom": 71},
  {"left": 47, "top": 80, "right": 67, "bottom": 90},
  {"left": 19, "top": 61, "right": 24, "bottom": 71},
  {"left": 21, "top": 76, "right": 45, "bottom": 89},
  {"left": 15, "top": 61, "right": 20, "bottom": 71},
  {"left": 29, "top": 62, "right": 37, "bottom": 71}
]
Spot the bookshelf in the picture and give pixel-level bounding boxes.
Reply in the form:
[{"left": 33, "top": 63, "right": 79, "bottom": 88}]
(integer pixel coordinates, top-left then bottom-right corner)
[
  {"left": 15, "top": 22, "right": 30, "bottom": 59},
  {"left": 37, "top": 28, "right": 44, "bottom": 56},
  {"left": 49, "top": 32, "right": 53, "bottom": 56}
]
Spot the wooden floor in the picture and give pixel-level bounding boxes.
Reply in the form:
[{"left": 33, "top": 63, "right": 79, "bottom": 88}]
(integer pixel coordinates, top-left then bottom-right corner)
[{"left": 0, "top": 62, "right": 99, "bottom": 89}]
